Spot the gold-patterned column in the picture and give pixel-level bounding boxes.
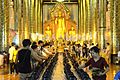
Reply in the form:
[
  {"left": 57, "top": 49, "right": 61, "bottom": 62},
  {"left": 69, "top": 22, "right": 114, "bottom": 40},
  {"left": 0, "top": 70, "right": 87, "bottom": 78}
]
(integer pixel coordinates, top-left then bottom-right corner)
[
  {"left": 32, "top": 0, "right": 36, "bottom": 33},
  {"left": 0, "top": 0, "right": 3, "bottom": 50},
  {"left": 9, "top": 0, "right": 14, "bottom": 44},
  {"left": 89, "top": 0, "right": 93, "bottom": 42},
  {"left": 83, "top": 0, "right": 86, "bottom": 41},
  {"left": 35, "top": 0, "right": 38, "bottom": 34},
  {"left": 28, "top": 0, "right": 32, "bottom": 40},
  {"left": 40, "top": 0, "right": 43, "bottom": 34},
  {"left": 18, "top": 0, "right": 22, "bottom": 46},
  {"left": 30, "top": 0, "right": 34, "bottom": 34},
  {"left": 28, "top": 0, "right": 31, "bottom": 39},
  {"left": 86, "top": 0, "right": 90, "bottom": 41},
  {"left": 1, "top": 0, "right": 5, "bottom": 50},
  {"left": 4, "top": 0, "right": 9, "bottom": 49},
  {"left": 99, "top": 0, "right": 106, "bottom": 49},
  {"left": 96, "top": 0, "right": 100, "bottom": 46},
  {"left": 83, "top": 0, "right": 86, "bottom": 40},
  {"left": 14, "top": 0, "right": 17, "bottom": 31},
  {"left": 91, "top": 0, "right": 96, "bottom": 44},
  {"left": 94, "top": 0, "right": 98, "bottom": 44},
  {"left": 81, "top": 0, "right": 84, "bottom": 41},
  {"left": 24, "top": 0, "right": 29, "bottom": 39},
  {"left": 80, "top": 0, "right": 82, "bottom": 39},
  {"left": 22, "top": 0, "right": 26, "bottom": 39},
  {"left": 113, "top": 0, "right": 120, "bottom": 54},
  {"left": 109, "top": 0, "right": 114, "bottom": 54},
  {"left": 78, "top": 0, "right": 81, "bottom": 35},
  {"left": 85, "top": 0, "right": 88, "bottom": 40},
  {"left": 27, "top": 0, "right": 30, "bottom": 39},
  {"left": 37, "top": 0, "right": 41, "bottom": 34}
]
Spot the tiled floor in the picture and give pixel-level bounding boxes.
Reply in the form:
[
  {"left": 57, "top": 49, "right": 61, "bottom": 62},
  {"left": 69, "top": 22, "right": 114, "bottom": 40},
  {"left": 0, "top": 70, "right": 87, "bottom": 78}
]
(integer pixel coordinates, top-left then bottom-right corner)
[{"left": 0, "top": 63, "right": 119, "bottom": 80}]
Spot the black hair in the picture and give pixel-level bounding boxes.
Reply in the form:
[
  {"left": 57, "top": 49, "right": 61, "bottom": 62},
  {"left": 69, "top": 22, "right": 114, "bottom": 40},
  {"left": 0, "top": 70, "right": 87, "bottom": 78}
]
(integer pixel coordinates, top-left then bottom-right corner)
[
  {"left": 15, "top": 45, "right": 19, "bottom": 50},
  {"left": 107, "top": 43, "right": 110, "bottom": 45},
  {"left": 91, "top": 43, "right": 94, "bottom": 45},
  {"left": 90, "top": 46, "right": 100, "bottom": 53},
  {"left": 42, "top": 43, "right": 50, "bottom": 47},
  {"left": 31, "top": 44, "right": 38, "bottom": 49},
  {"left": 11, "top": 42, "right": 15, "bottom": 46},
  {"left": 38, "top": 40, "right": 43, "bottom": 44},
  {"left": 32, "top": 41, "right": 37, "bottom": 45},
  {"left": 22, "top": 39, "right": 31, "bottom": 47}
]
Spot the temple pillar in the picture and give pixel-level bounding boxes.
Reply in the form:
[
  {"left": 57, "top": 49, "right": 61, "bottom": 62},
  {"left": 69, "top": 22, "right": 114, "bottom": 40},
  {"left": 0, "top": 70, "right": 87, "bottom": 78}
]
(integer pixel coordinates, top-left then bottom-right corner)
[
  {"left": 112, "top": 0, "right": 120, "bottom": 54},
  {"left": 78, "top": 0, "right": 81, "bottom": 35},
  {"left": 86, "top": 0, "right": 90, "bottom": 41},
  {"left": 4, "top": 0, "right": 9, "bottom": 49},
  {"left": 79, "top": 0, "right": 82, "bottom": 39},
  {"left": 83, "top": 0, "right": 86, "bottom": 40},
  {"left": 85, "top": 0, "right": 89, "bottom": 41},
  {"left": 89, "top": 0, "right": 93, "bottom": 43},
  {"left": 30, "top": 0, "right": 34, "bottom": 34},
  {"left": 9, "top": 0, "right": 14, "bottom": 44},
  {"left": 96, "top": 0, "right": 100, "bottom": 46},
  {"left": 18, "top": 0, "right": 22, "bottom": 46},
  {"left": 35, "top": 0, "right": 38, "bottom": 34},
  {"left": 37, "top": 0, "right": 40, "bottom": 34},
  {"left": 32, "top": 0, "right": 36, "bottom": 33},
  {"left": 0, "top": 0, "right": 10, "bottom": 50},
  {"left": 0, "top": 0, "right": 4, "bottom": 50},
  {"left": 40, "top": 0, "right": 43, "bottom": 34},
  {"left": 83, "top": 0, "right": 86, "bottom": 41},
  {"left": 91, "top": 0, "right": 96, "bottom": 44},
  {"left": 21, "top": 0, "right": 25, "bottom": 40},
  {"left": 0, "top": 0, "right": 1, "bottom": 50},
  {"left": 81, "top": 0, "right": 84, "bottom": 41},
  {"left": 14, "top": 0, "right": 17, "bottom": 31},
  {"left": 22, "top": 0, "right": 30, "bottom": 39},
  {"left": 26, "top": 0, "right": 31, "bottom": 39},
  {"left": 99, "top": 0, "right": 106, "bottom": 49}
]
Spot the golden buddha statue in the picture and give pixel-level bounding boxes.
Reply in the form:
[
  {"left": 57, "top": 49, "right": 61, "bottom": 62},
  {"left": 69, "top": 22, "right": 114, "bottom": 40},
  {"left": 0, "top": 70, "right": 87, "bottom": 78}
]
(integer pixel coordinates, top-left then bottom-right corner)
[
  {"left": 69, "top": 26, "right": 76, "bottom": 36},
  {"left": 56, "top": 10, "right": 66, "bottom": 40}
]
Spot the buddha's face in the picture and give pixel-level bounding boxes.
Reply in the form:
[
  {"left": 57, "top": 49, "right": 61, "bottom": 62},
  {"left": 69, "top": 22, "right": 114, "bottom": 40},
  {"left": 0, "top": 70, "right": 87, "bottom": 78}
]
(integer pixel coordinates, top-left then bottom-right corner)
[
  {"left": 58, "top": 11, "right": 62, "bottom": 17},
  {"left": 47, "top": 26, "right": 50, "bottom": 30},
  {"left": 71, "top": 27, "right": 74, "bottom": 30}
]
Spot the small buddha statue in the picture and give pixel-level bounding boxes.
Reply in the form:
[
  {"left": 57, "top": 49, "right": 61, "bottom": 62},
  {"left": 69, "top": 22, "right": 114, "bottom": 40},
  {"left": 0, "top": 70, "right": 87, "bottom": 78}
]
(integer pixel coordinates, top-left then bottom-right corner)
[{"left": 45, "top": 26, "right": 52, "bottom": 38}]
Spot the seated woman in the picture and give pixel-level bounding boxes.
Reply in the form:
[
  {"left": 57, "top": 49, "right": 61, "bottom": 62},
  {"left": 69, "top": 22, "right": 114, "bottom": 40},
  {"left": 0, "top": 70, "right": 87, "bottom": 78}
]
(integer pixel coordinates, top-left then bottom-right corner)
[
  {"left": 42, "top": 43, "right": 54, "bottom": 57},
  {"left": 31, "top": 44, "right": 48, "bottom": 68},
  {"left": 78, "top": 46, "right": 109, "bottom": 80}
]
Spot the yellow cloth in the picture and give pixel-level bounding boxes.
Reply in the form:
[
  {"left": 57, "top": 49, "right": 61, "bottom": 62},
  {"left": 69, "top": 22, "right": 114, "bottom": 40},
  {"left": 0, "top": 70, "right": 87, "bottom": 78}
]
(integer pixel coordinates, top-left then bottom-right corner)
[
  {"left": 57, "top": 45, "right": 64, "bottom": 53},
  {"left": 9, "top": 46, "right": 15, "bottom": 61},
  {"left": 13, "top": 50, "right": 18, "bottom": 62}
]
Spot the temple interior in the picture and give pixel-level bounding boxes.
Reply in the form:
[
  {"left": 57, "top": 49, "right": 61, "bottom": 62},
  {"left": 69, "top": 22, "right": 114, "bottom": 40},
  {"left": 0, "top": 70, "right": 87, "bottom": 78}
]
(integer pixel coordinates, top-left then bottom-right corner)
[{"left": 0, "top": 0, "right": 120, "bottom": 80}]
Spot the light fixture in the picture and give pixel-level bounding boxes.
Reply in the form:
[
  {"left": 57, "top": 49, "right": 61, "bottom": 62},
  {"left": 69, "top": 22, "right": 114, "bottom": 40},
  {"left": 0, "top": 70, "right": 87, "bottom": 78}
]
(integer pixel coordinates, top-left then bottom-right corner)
[{"left": 56, "top": 0, "right": 64, "bottom": 2}]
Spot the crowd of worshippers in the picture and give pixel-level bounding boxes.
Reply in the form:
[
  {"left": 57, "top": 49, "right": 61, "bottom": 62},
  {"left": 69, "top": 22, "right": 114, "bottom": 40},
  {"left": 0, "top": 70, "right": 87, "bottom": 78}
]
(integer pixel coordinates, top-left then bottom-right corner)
[
  {"left": 1, "top": 40, "right": 111, "bottom": 70},
  {"left": 0, "top": 39, "right": 110, "bottom": 80},
  {"left": 8, "top": 39, "right": 56, "bottom": 80}
]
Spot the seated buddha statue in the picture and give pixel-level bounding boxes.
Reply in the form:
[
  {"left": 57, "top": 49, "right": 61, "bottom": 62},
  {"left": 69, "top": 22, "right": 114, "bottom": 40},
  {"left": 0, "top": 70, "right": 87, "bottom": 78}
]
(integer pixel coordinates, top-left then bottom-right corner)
[{"left": 69, "top": 26, "right": 76, "bottom": 36}]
